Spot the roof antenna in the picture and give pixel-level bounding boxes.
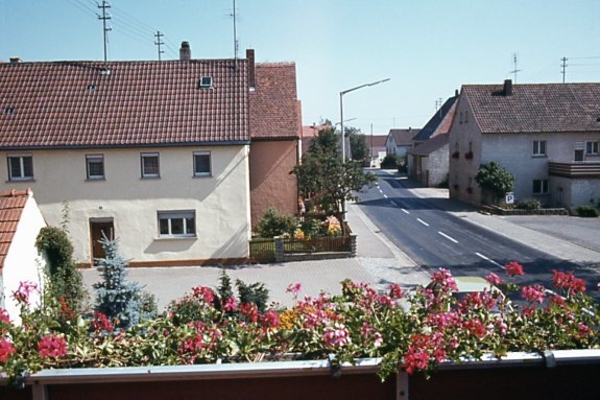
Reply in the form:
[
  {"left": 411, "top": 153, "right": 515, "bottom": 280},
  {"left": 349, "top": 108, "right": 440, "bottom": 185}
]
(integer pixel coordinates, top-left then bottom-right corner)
[
  {"left": 97, "top": 1, "right": 112, "bottom": 65},
  {"left": 231, "top": 0, "right": 239, "bottom": 67},
  {"left": 510, "top": 52, "right": 522, "bottom": 83},
  {"left": 154, "top": 31, "right": 165, "bottom": 61}
]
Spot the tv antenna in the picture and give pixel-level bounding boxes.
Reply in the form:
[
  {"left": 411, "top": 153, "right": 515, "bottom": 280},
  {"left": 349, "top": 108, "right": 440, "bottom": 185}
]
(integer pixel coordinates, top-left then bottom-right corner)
[
  {"left": 510, "top": 52, "right": 522, "bottom": 83},
  {"left": 232, "top": 0, "right": 239, "bottom": 62},
  {"left": 561, "top": 57, "right": 568, "bottom": 83},
  {"left": 154, "top": 31, "right": 165, "bottom": 61}
]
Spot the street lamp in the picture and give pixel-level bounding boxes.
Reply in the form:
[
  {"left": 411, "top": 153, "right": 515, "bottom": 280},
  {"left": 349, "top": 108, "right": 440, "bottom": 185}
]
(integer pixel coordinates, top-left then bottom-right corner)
[{"left": 339, "top": 78, "right": 390, "bottom": 162}]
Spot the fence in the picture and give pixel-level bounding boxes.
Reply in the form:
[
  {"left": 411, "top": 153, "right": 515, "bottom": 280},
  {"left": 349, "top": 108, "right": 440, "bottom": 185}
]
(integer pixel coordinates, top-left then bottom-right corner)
[{"left": 249, "top": 233, "right": 356, "bottom": 263}]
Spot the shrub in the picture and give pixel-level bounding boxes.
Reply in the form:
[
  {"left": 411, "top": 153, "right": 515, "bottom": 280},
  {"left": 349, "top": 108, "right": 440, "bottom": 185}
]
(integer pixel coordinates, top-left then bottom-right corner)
[
  {"left": 516, "top": 198, "right": 542, "bottom": 210},
  {"left": 255, "top": 207, "right": 298, "bottom": 238},
  {"left": 35, "top": 227, "right": 86, "bottom": 316},
  {"left": 93, "top": 236, "right": 146, "bottom": 329},
  {"left": 576, "top": 205, "right": 599, "bottom": 218},
  {"left": 380, "top": 154, "right": 400, "bottom": 169}
]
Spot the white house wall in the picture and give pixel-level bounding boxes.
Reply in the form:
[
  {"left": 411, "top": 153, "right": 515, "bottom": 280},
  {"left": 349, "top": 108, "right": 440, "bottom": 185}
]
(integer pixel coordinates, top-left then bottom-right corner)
[
  {"left": 0, "top": 146, "right": 251, "bottom": 266},
  {"left": 2, "top": 195, "right": 47, "bottom": 324}
]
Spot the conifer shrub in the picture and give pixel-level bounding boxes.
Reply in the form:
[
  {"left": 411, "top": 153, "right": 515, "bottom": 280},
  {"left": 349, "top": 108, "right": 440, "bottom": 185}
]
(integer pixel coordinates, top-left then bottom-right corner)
[
  {"left": 255, "top": 207, "right": 298, "bottom": 238},
  {"left": 576, "top": 205, "right": 599, "bottom": 217}
]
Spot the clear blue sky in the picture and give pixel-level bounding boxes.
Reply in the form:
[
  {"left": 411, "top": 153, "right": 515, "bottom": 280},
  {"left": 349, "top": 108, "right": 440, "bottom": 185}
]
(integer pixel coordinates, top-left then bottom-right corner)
[{"left": 1, "top": 0, "right": 599, "bottom": 134}]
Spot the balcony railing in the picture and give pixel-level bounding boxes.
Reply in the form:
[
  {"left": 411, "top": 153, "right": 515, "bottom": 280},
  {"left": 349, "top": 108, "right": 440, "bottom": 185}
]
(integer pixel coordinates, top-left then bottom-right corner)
[{"left": 548, "top": 161, "right": 600, "bottom": 178}]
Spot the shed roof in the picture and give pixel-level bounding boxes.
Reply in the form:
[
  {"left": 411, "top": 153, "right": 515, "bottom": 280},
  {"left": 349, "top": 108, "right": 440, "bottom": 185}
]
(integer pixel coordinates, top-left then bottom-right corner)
[{"left": 0, "top": 189, "right": 30, "bottom": 269}]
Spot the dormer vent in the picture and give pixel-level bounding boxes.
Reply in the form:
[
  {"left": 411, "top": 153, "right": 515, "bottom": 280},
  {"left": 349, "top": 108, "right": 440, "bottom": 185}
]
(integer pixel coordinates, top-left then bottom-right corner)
[
  {"left": 4, "top": 107, "right": 15, "bottom": 115},
  {"left": 87, "top": 84, "right": 98, "bottom": 91},
  {"left": 198, "top": 76, "right": 213, "bottom": 89}
]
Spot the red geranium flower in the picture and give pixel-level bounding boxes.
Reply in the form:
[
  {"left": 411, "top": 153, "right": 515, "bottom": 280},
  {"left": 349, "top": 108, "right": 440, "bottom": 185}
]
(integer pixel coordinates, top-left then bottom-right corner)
[
  {"left": 0, "top": 339, "right": 16, "bottom": 363},
  {"left": 505, "top": 261, "right": 524, "bottom": 277},
  {"left": 38, "top": 334, "right": 68, "bottom": 359}
]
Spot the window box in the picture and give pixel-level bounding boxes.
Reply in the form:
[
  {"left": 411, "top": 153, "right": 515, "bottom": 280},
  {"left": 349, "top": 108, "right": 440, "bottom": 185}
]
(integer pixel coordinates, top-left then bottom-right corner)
[
  {"left": 464, "top": 151, "right": 473, "bottom": 160},
  {"left": 453, "top": 184, "right": 459, "bottom": 190},
  {"left": 466, "top": 187, "right": 473, "bottom": 194},
  {"left": 452, "top": 151, "right": 460, "bottom": 159}
]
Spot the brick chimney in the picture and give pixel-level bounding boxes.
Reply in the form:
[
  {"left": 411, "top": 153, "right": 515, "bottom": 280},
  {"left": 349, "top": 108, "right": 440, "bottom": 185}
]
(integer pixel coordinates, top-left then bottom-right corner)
[
  {"left": 504, "top": 79, "right": 513, "bottom": 96},
  {"left": 246, "top": 49, "right": 255, "bottom": 89},
  {"left": 179, "top": 41, "right": 191, "bottom": 61}
]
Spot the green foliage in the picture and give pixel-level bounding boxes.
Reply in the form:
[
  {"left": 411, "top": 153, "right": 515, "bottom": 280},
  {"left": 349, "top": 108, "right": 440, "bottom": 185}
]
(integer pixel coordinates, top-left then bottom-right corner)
[
  {"left": 236, "top": 279, "right": 269, "bottom": 314},
  {"left": 293, "top": 126, "right": 377, "bottom": 218},
  {"left": 93, "top": 236, "right": 147, "bottom": 329},
  {"left": 516, "top": 198, "right": 542, "bottom": 210},
  {"left": 475, "top": 161, "right": 515, "bottom": 203},
  {"left": 35, "top": 227, "right": 86, "bottom": 316},
  {"left": 347, "top": 128, "right": 370, "bottom": 162},
  {"left": 255, "top": 207, "right": 298, "bottom": 238},
  {"left": 576, "top": 205, "right": 599, "bottom": 217},
  {"left": 380, "top": 154, "right": 400, "bottom": 169}
]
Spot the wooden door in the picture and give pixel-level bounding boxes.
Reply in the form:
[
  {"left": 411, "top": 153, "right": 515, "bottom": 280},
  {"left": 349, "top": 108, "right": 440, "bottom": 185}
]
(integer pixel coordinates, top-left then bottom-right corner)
[{"left": 90, "top": 220, "right": 114, "bottom": 264}]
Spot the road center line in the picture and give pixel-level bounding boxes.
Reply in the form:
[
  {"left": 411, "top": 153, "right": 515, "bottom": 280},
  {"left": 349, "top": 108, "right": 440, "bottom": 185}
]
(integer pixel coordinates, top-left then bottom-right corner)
[
  {"left": 401, "top": 208, "right": 409, "bottom": 214},
  {"left": 438, "top": 231, "right": 458, "bottom": 243},
  {"left": 390, "top": 200, "right": 397, "bottom": 207},
  {"left": 475, "top": 252, "right": 506, "bottom": 269},
  {"left": 417, "top": 218, "right": 429, "bottom": 227},
  {"left": 383, "top": 194, "right": 388, "bottom": 199}
]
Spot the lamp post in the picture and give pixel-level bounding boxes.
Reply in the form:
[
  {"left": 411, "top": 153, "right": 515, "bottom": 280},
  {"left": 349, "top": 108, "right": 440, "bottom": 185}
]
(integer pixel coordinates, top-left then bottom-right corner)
[{"left": 339, "top": 78, "right": 390, "bottom": 162}]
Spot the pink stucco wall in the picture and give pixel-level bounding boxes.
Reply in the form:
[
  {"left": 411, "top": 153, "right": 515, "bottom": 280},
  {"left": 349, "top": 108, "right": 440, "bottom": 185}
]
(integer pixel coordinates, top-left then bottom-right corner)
[{"left": 250, "top": 140, "right": 298, "bottom": 229}]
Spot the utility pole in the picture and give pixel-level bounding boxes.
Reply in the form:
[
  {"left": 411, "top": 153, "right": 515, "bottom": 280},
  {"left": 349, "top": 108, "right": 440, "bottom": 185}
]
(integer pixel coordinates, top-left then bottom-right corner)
[
  {"left": 232, "top": 0, "right": 238, "bottom": 62},
  {"left": 510, "top": 52, "right": 522, "bottom": 83},
  {"left": 561, "top": 57, "right": 568, "bottom": 83},
  {"left": 154, "top": 31, "right": 165, "bottom": 61},
  {"left": 97, "top": 1, "right": 112, "bottom": 64}
]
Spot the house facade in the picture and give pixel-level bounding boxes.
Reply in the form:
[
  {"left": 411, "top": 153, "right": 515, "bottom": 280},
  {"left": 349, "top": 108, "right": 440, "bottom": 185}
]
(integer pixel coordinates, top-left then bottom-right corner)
[
  {"left": 0, "top": 51, "right": 253, "bottom": 267},
  {"left": 385, "top": 128, "right": 419, "bottom": 157},
  {"left": 249, "top": 56, "right": 301, "bottom": 228},
  {"left": 449, "top": 80, "right": 600, "bottom": 208},
  {"left": 0, "top": 189, "right": 47, "bottom": 323},
  {"left": 368, "top": 135, "right": 388, "bottom": 168}
]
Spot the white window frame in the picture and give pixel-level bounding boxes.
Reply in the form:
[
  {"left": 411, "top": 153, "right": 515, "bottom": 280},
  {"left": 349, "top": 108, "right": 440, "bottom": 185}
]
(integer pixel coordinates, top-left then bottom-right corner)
[
  {"left": 86, "top": 154, "right": 105, "bottom": 180},
  {"left": 7, "top": 154, "right": 34, "bottom": 181},
  {"left": 158, "top": 210, "right": 196, "bottom": 238},
  {"left": 533, "top": 140, "right": 547, "bottom": 156},
  {"left": 141, "top": 152, "right": 160, "bottom": 178},
  {"left": 193, "top": 151, "right": 212, "bottom": 177},
  {"left": 586, "top": 141, "right": 599, "bottom": 155},
  {"left": 533, "top": 179, "right": 549, "bottom": 195}
]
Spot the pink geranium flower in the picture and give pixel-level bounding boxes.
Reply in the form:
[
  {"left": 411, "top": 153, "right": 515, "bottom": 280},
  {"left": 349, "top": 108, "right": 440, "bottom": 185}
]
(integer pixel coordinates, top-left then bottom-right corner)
[
  {"left": 38, "top": 334, "right": 67, "bottom": 359},
  {"left": 505, "top": 261, "right": 524, "bottom": 277}
]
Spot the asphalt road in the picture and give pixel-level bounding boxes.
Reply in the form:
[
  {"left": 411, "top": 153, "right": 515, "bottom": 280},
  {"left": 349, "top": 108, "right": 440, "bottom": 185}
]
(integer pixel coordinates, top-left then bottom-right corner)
[{"left": 356, "top": 170, "right": 600, "bottom": 302}]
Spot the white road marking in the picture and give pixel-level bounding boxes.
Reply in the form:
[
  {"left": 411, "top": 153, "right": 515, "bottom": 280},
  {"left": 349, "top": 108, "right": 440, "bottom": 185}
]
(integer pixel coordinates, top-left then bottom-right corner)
[
  {"left": 391, "top": 201, "right": 397, "bottom": 207},
  {"left": 417, "top": 218, "right": 429, "bottom": 227},
  {"left": 401, "top": 208, "right": 409, "bottom": 214},
  {"left": 475, "top": 252, "right": 505, "bottom": 269},
  {"left": 383, "top": 194, "right": 388, "bottom": 199},
  {"left": 438, "top": 231, "right": 458, "bottom": 243}
]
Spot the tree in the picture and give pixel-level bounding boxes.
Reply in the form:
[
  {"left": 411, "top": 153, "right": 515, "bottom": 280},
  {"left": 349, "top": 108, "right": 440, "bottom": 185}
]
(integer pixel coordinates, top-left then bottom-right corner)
[
  {"left": 93, "top": 236, "right": 144, "bottom": 329},
  {"left": 35, "top": 227, "right": 86, "bottom": 316},
  {"left": 293, "top": 126, "right": 377, "bottom": 226},
  {"left": 347, "top": 128, "right": 370, "bottom": 163},
  {"left": 475, "top": 161, "right": 515, "bottom": 204}
]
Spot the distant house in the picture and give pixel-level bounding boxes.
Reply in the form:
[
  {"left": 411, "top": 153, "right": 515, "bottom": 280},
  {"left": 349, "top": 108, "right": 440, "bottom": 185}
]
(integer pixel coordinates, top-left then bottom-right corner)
[
  {"left": 0, "top": 189, "right": 46, "bottom": 323},
  {"left": 448, "top": 80, "right": 600, "bottom": 208},
  {"left": 408, "top": 94, "right": 457, "bottom": 185},
  {"left": 0, "top": 45, "right": 254, "bottom": 267},
  {"left": 249, "top": 56, "right": 301, "bottom": 227},
  {"left": 409, "top": 134, "right": 450, "bottom": 187},
  {"left": 367, "top": 135, "right": 388, "bottom": 167},
  {"left": 386, "top": 128, "right": 420, "bottom": 158}
]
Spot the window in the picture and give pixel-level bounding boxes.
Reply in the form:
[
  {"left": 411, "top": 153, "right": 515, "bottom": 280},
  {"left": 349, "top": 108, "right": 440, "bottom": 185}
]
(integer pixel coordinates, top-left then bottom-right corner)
[
  {"left": 194, "top": 151, "right": 212, "bottom": 177},
  {"left": 141, "top": 152, "right": 160, "bottom": 178},
  {"left": 198, "top": 76, "right": 213, "bottom": 89},
  {"left": 533, "top": 140, "right": 547, "bottom": 156},
  {"left": 586, "top": 141, "right": 599, "bottom": 155},
  {"left": 7, "top": 155, "right": 33, "bottom": 181},
  {"left": 158, "top": 211, "right": 196, "bottom": 237},
  {"left": 533, "top": 179, "right": 549, "bottom": 195},
  {"left": 86, "top": 154, "right": 105, "bottom": 180}
]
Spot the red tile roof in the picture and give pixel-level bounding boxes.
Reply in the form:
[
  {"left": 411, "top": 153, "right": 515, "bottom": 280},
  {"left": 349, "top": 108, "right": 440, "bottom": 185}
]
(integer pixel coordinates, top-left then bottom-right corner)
[
  {"left": 0, "top": 189, "right": 30, "bottom": 269},
  {"left": 0, "top": 60, "right": 250, "bottom": 149},
  {"left": 250, "top": 63, "right": 300, "bottom": 140},
  {"left": 463, "top": 82, "right": 600, "bottom": 134},
  {"left": 410, "top": 133, "right": 449, "bottom": 156},
  {"left": 389, "top": 128, "right": 419, "bottom": 146}
]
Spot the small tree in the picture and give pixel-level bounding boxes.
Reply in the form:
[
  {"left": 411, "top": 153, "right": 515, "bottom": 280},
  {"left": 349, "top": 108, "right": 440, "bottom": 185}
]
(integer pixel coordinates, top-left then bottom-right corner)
[
  {"left": 347, "top": 127, "right": 370, "bottom": 163},
  {"left": 255, "top": 207, "right": 297, "bottom": 238},
  {"left": 35, "top": 227, "right": 86, "bottom": 316},
  {"left": 93, "top": 236, "right": 144, "bottom": 329},
  {"left": 475, "top": 161, "right": 515, "bottom": 204}
]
